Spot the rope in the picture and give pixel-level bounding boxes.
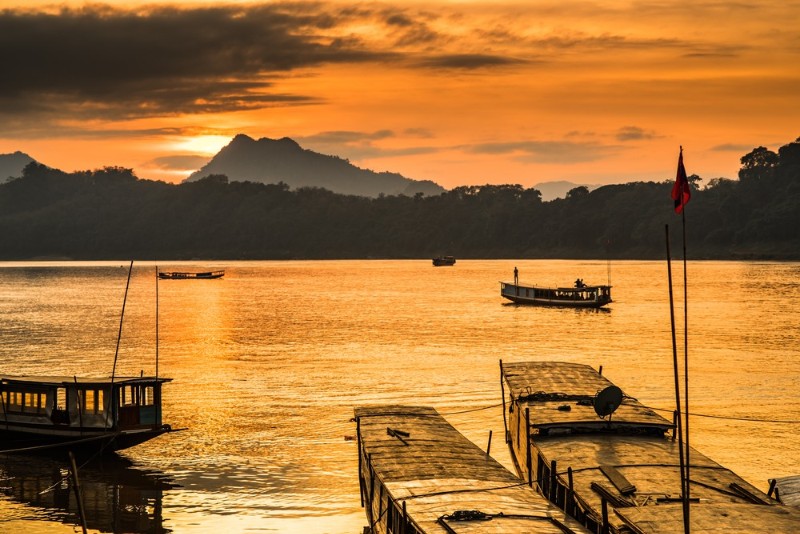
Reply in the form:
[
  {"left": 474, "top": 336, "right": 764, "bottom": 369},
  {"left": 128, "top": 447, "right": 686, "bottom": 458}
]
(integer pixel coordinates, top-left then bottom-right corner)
[
  {"left": 439, "top": 402, "right": 503, "bottom": 415},
  {"left": 649, "top": 406, "right": 800, "bottom": 424}
]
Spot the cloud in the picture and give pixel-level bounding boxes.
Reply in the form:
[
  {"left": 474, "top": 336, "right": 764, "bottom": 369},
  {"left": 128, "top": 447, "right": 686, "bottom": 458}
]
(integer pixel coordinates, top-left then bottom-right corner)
[
  {"left": 147, "top": 154, "right": 211, "bottom": 170},
  {"left": 416, "top": 53, "right": 527, "bottom": 69},
  {"left": 616, "top": 126, "right": 659, "bottom": 141},
  {"left": 298, "top": 130, "right": 396, "bottom": 144},
  {"left": 0, "top": 4, "right": 395, "bottom": 121},
  {"left": 296, "top": 130, "right": 439, "bottom": 161},
  {"left": 710, "top": 143, "right": 756, "bottom": 152},
  {"left": 464, "top": 140, "right": 617, "bottom": 164}
]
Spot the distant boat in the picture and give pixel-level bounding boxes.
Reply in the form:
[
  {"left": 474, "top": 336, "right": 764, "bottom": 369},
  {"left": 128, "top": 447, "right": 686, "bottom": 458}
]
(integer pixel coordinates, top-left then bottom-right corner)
[
  {"left": 158, "top": 270, "right": 224, "bottom": 280},
  {"left": 432, "top": 256, "right": 456, "bottom": 267},
  {"left": 500, "top": 279, "right": 612, "bottom": 308}
]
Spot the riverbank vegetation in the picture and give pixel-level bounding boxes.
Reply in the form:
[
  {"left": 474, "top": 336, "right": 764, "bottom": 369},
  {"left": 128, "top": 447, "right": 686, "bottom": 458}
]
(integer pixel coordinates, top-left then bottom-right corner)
[{"left": 1, "top": 139, "right": 798, "bottom": 260}]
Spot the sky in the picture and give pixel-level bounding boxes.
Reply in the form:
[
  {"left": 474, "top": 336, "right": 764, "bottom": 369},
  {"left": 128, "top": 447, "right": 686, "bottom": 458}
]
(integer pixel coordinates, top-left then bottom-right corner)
[{"left": 0, "top": 0, "right": 798, "bottom": 189}]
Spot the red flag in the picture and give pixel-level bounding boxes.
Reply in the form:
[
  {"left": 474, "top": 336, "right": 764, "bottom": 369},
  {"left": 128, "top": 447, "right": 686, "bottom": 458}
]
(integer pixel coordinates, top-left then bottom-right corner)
[{"left": 671, "top": 147, "right": 690, "bottom": 214}]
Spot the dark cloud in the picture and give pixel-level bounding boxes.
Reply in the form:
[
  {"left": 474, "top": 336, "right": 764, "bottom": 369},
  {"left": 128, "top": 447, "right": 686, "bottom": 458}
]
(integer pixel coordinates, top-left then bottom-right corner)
[{"left": 0, "top": 4, "right": 395, "bottom": 121}]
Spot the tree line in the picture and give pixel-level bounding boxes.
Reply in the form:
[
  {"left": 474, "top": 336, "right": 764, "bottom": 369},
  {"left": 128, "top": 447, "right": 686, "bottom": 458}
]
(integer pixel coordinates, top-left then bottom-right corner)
[{"left": 1, "top": 138, "right": 798, "bottom": 260}]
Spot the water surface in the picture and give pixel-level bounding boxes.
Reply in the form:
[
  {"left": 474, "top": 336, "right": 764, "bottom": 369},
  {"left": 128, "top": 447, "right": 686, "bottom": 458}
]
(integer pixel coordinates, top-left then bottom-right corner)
[{"left": 1, "top": 260, "right": 799, "bottom": 532}]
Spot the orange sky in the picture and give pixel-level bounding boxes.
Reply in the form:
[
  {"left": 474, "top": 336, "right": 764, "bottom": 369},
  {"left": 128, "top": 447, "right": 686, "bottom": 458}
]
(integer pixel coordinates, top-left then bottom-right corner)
[{"left": 0, "top": 0, "right": 798, "bottom": 189}]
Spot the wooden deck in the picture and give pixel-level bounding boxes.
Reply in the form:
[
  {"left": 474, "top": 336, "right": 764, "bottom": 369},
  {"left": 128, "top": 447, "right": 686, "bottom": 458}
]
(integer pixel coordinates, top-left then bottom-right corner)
[
  {"left": 501, "top": 361, "right": 800, "bottom": 533},
  {"left": 355, "top": 405, "right": 589, "bottom": 534}
]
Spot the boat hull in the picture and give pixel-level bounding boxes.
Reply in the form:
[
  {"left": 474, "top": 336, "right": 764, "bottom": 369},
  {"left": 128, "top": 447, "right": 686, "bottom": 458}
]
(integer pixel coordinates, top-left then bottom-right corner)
[
  {"left": 158, "top": 270, "right": 224, "bottom": 279},
  {"left": 0, "top": 425, "right": 173, "bottom": 456}
]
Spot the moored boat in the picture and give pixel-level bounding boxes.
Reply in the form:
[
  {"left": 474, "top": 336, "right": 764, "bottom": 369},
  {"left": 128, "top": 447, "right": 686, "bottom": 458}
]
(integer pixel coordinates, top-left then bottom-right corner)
[
  {"left": 432, "top": 256, "right": 456, "bottom": 267},
  {"left": 0, "top": 375, "right": 174, "bottom": 455},
  {"left": 500, "top": 361, "right": 800, "bottom": 533},
  {"left": 158, "top": 270, "right": 224, "bottom": 279},
  {"left": 500, "top": 281, "right": 612, "bottom": 308},
  {"left": 355, "top": 405, "right": 589, "bottom": 533},
  {"left": 1, "top": 262, "right": 180, "bottom": 457}
]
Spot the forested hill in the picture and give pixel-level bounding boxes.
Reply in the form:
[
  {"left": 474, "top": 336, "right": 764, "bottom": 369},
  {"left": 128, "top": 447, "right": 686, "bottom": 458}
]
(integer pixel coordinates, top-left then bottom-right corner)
[{"left": 1, "top": 138, "right": 798, "bottom": 261}]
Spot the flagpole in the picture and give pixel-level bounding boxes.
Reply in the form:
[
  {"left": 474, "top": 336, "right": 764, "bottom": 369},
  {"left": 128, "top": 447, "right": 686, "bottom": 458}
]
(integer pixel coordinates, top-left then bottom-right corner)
[
  {"left": 682, "top": 204, "right": 690, "bottom": 526},
  {"left": 665, "top": 224, "right": 689, "bottom": 534},
  {"left": 669, "top": 145, "right": 692, "bottom": 533}
]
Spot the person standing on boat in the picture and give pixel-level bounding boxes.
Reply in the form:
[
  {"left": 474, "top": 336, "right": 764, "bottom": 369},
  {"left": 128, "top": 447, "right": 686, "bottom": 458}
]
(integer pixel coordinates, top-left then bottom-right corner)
[{"left": 514, "top": 266, "right": 519, "bottom": 285}]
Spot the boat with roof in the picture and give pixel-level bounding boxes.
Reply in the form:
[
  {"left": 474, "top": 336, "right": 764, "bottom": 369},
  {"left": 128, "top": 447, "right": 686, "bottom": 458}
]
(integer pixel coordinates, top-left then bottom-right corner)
[
  {"left": 355, "top": 404, "right": 590, "bottom": 533},
  {"left": 432, "top": 256, "right": 456, "bottom": 267},
  {"left": 1, "top": 262, "right": 178, "bottom": 456},
  {"left": 500, "top": 278, "right": 612, "bottom": 308},
  {"left": 500, "top": 360, "right": 800, "bottom": 533},
  {"left": 158, "top": 270, "right": 224, "bottom": 279}
]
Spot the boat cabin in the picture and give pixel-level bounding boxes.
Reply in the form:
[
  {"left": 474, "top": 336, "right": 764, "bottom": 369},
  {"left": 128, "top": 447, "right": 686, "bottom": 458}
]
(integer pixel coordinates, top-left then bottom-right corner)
[{"left": 1, "top": 375, "right": 170, "bottom": 431}]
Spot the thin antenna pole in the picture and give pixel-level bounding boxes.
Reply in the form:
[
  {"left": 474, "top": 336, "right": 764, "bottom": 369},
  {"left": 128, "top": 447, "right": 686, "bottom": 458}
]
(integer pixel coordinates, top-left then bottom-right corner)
[
  {"left": 682, "top": 208, "right": 691, "bottom": 524},
  {"left": 155, "top": 264, "right": 159, "bottom": 379},
  {"left": 665, "top": 225, "right": 689, "bottom": 534},
  {"left": 111, "top": 261, "right": 134, "bottom": 382}
]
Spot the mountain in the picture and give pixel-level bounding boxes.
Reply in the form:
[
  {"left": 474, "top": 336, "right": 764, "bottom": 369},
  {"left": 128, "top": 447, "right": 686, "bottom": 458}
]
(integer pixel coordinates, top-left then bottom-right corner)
[
  {"left": 533, "top": 180, "right": 601, "bottom": 201},
  {"left": 1, "top": 151, "right": 36, "bottom": 182},
  {"left": 185, "top": 134, "right": 445, "bottom": 198}
]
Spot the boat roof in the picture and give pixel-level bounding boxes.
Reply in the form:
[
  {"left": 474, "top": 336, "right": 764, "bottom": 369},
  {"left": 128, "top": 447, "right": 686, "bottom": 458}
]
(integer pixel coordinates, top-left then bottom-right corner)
[
  {"left": 772, "top": 475, "right": 800, "bottom": 506},
  {"left": 355, "top": 405, "right": 589, "bottom": 533},
  {"left": 1, "top": 375, "right": 172, "bottom": 387},
  {"left": 503, "top": 361, "right": 672, "bottom": 432},
  {"left": 616, "top": 503, "right": 800, "bottom": 533},
  {"left": 501, "top": 282, "right": 612, "bottom": 290}
]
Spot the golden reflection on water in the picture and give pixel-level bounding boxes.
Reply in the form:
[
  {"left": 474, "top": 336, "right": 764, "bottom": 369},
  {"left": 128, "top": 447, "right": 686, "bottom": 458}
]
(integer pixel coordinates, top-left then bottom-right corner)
[{"left": 1, "top": 260, "right": 800, "bottom": 533}]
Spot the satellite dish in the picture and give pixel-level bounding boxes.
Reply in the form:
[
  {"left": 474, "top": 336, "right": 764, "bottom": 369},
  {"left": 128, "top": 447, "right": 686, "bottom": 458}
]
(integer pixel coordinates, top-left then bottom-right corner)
[{"left": 594, "top": 385, "right": 623, "bottom": 418}]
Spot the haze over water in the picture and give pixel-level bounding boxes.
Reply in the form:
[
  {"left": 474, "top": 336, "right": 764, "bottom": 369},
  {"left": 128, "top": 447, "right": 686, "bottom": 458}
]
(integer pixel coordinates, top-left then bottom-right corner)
[{"left": 1, "top": 260, "right": 799, "bottom": 533}]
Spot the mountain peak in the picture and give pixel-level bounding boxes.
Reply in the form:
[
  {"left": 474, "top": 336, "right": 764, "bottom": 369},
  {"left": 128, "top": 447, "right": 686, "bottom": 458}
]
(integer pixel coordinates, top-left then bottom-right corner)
[
  {"left": 185, "top": 135, "right": 445, "bottom": 198},
  {"left": 1, "top": 151, "right": 37, "bottom": 181}
]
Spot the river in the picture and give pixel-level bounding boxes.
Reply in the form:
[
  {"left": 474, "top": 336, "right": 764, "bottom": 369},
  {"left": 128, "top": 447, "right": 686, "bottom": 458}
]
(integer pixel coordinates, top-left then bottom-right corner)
[{"left": 1, "top": 260, "right": 799, "bottom": 532}]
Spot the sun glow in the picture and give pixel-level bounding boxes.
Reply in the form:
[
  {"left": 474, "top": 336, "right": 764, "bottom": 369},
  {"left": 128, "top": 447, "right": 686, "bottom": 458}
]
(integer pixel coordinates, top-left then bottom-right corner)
[{"left": 173, "top": 135, "right": 231, "bottom": 155}]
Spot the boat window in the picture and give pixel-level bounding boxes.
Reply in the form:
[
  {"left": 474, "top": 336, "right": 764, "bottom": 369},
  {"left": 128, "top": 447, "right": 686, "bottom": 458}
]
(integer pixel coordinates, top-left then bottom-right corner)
[
  {"left": 56, "top": 387, "right": 67, "bottom": 411},
  {"left": 121, "top": 385, "right": 137, "bottom": 406},
  {"left": 2, "top": 390, "right": 46, "bottom": 414},
  {"left": 82, "top": 389, "right": 105, "bottom": 414},
  {"left": 4, "top": 391, "right": 22, "bottom": 411},
  {"left": 142, "top": 386, "right": 155, "bottom": 406}
]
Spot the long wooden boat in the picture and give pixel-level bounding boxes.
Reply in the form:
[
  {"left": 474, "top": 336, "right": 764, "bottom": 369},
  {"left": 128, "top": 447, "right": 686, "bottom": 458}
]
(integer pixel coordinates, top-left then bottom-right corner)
[
  {"left": 432, "top": 256, "right": 456, "bottom": 267},
  {"left": 500, "top": 282, "right": 612, "bottom": 308},
  {"left": 355, "top": 405, "right": 590, "bottom": 534},
  {"left": 158, "top": 270, "right": 224, "bottom": 279},
  {"left": 500, "top": 361, "right": 800, "bottom": 533},
  {"left": 1, "top": 375, "right": 175, "bottom": 455}
]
